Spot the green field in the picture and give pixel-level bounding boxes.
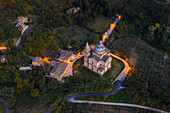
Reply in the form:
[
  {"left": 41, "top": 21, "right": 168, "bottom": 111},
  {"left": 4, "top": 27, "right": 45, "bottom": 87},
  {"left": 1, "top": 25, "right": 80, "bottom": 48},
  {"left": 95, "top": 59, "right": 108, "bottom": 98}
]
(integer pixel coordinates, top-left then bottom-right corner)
[
  {"left": 73, "top": 57, "right": 124, "bottom": 82},
  {"left": 59, "top": 25, "right": 96, "bottom": 47},
  {"left": 60, "top": 26, "right": 95, "bottom": 40},
  {"left": 0, "top": 101, "right": 6, "bottom": 113},
  {"left": 43, "top": 26, "right": 96, "bottom": 57},
  {"left": 87, "top": 15, "right": 113, "bottom": 32}
]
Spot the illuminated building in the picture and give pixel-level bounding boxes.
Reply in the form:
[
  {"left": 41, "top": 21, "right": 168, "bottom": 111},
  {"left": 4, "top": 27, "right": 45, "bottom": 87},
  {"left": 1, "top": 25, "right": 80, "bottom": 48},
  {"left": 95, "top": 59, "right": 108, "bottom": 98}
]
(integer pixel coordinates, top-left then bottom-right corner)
[
  {"left": 56, "top": 50, "right": 73, "bottom": 63},
  {"left": 84, "top": 41, "right": 112, "bottom": 76}
]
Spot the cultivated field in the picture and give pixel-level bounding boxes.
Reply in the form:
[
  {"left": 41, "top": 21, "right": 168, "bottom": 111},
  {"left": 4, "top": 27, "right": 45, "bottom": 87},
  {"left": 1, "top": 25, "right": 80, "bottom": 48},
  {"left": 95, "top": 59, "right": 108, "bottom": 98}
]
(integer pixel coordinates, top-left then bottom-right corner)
[
  {"left": 109, "top": 37, "right": 169, "bottom": 88},
  {"left": 59, "top": 25, "right": 96, "bottom": 47}
]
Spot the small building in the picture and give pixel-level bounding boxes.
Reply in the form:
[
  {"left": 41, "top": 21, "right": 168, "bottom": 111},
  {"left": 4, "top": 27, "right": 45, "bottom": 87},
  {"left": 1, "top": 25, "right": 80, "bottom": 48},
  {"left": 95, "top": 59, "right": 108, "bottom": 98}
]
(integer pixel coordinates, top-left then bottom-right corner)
[
  {"left": 19, "top": 67, "right": 32, "bottom": 71},
  {"left": 32, "top": 57, "right": 43, "bottom": 67},
  {"left": 49, "top": 62, "right": 68, "bottom": 81},
  {"left": 84, "top": 41, "right": 112, "bottom": 76},
  {"left": 16, "top": 17, "right": 28, "bottom": 27},
  {"left": 66, "top": 7, "right": 80, "bottom": 14},
  {"left": 0, "top": 42, "right": 7, "bottom": 53},
  {"left": 56, "top": 50, "right": 73, "bottom": 63},
  {"left": 0, "top": 55, "right": 7, "bottom": 63}
]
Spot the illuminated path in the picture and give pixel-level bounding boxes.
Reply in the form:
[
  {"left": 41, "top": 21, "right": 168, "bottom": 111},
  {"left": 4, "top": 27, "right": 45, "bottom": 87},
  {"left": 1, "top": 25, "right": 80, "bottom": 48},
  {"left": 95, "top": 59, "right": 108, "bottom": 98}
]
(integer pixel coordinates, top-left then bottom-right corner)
[{"left": 111, "top": 54, "right": 129, "bottom": 84}]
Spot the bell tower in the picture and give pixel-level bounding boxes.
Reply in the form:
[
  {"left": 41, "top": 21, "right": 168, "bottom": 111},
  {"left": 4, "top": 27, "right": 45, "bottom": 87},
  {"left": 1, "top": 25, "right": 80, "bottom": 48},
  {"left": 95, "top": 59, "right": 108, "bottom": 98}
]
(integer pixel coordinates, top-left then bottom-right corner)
[{"left": 84, "top": 42, "right": 90, "bottom": 67}]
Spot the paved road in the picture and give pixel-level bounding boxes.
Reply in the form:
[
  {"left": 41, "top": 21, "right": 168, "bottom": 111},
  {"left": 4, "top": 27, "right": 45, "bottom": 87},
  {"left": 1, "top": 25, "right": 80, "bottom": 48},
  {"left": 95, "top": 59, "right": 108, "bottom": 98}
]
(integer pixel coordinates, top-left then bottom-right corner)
[
  {"left": 71, "top": 100, "right": 169, "bottom": 113},
  {"left": 0, "top": 97, "right": 11, "bottom": 113},
  {"left": 111, "top": 54, "right": 129, "bottom": 84},
  {"left": 16, "top": 25, "right": 29, "bottom": 46},
  {"left": 153, "top": 0, "right": 170, "bottom": 4},
  {"left": 62, "top": 80, "right": 124, "bottom": 102}
]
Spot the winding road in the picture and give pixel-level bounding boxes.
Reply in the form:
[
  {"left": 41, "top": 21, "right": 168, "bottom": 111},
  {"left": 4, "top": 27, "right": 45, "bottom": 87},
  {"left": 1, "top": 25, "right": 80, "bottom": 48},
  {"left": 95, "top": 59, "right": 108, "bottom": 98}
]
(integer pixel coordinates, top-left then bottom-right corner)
[{"left": 70, "top": 100, "right": 169, "bottom": 113}]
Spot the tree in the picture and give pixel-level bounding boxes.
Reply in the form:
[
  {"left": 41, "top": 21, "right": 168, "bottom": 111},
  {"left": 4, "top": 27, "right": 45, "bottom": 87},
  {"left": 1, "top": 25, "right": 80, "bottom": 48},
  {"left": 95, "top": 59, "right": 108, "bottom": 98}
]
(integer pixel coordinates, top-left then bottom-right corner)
[
  {"left": 52, "top": 43, "right": 59, "bottom": 51},
  {"left": 14, "top": 77, "right": 22, "bottom": 84},
  {"left": 139, "top": 12, "right": 143, "bottom": 19},
  {"left": 59, "top": 28, "right": 65, "bottom": 34},
  {"left": 30, "top": 89, "right": 40, "bottom": 97},
  {"left": 93, "top": 34, "right": 99, "bottom": 44}
]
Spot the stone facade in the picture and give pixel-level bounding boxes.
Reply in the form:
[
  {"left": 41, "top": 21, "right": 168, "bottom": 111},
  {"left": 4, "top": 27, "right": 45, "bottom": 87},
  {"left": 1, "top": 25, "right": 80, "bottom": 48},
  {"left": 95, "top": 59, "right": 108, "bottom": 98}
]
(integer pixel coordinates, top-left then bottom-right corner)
[{"left": 84, "top": 41, "right": 112, "bottom": 76}]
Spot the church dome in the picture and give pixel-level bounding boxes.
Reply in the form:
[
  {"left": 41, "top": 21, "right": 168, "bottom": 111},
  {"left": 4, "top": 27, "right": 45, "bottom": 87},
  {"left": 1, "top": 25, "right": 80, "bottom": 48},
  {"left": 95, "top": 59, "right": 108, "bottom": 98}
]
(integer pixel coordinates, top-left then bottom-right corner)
[{"left": 95, "top": 41, "right": 105, "bottom": 52}]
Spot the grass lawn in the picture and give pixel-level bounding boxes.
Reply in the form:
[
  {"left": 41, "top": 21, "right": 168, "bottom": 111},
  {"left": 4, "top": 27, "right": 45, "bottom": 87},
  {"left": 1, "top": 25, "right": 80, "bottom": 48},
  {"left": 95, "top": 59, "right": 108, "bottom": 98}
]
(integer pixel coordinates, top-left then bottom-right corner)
[
  {"left": 73, "top": 57, "right": 124, "bottom": 82},
  {"left": 87, "top": 15, "right": 113, "bottom": 32},
  {"left": 0, "top": 101, "right": 6, "bottom": 113}
]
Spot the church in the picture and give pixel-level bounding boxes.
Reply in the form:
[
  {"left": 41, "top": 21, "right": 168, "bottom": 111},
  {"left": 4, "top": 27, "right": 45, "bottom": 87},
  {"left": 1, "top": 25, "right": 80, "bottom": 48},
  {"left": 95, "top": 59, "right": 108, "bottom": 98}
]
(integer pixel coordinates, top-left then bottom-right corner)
[{"left": 84, "top": 41, "right": 112, "bottom": 76}]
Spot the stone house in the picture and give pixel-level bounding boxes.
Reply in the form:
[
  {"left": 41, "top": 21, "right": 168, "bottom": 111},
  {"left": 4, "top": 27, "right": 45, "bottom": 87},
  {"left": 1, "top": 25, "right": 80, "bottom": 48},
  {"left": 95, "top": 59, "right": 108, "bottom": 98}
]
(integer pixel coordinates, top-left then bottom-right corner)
[
  {"left": 32, "top": 57, "right": 43, "bottom": 67},
  {"left": 49, "top": 62, "right": 68, "bottom": 81},
  {"left": 56, "top": 50, "right": 73, "bottom": 63}
]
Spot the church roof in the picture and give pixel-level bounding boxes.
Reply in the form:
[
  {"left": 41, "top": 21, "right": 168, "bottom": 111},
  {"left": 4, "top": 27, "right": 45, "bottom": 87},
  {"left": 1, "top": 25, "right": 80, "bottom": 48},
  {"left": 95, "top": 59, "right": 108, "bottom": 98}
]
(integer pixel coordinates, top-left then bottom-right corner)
[
  {"left": 91, "top": 55, "right": 100, "bottom": 62},
  {"left": 102, "top": 55, "right": 110, "bottom": 62},
  {"left": 91, "top": 54, "right": 110, "bottom": 63},
  {"left": 95, "top": 41, "right": 105, "bottom": 51}
]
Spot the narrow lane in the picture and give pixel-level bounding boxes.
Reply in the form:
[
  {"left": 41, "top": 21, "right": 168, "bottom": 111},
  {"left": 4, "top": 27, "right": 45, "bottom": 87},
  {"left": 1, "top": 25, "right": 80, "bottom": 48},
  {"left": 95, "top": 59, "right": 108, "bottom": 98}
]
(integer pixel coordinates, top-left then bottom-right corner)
[{"left": 16, "top": 25, "right": 29, "bottom": 46}]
